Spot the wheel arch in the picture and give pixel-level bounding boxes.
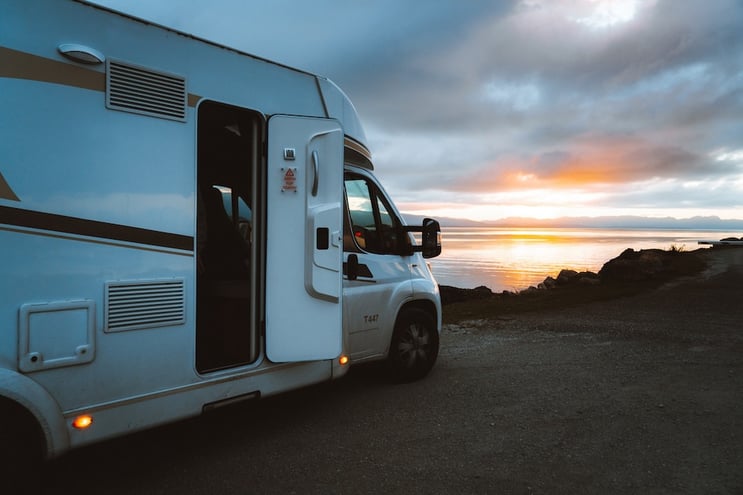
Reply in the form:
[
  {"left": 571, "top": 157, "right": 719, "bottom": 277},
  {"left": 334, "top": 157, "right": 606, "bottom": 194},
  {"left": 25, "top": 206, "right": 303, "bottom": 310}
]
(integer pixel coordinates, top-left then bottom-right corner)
[
  {"left": 397, "top": 298, "right": 439, "bottom": 332},
  {"left": 381, "top": 298, "right": 438, "bottom": 359},
  {"left": 0, "top": 368, "right": 69, "bottom": 459}
]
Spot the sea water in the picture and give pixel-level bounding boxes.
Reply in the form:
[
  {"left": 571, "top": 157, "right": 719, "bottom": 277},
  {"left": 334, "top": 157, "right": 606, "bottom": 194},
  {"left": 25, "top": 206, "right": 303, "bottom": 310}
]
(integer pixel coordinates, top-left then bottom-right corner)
[{"left": 429, "top": 227, "right": 741, "bottom": 292}]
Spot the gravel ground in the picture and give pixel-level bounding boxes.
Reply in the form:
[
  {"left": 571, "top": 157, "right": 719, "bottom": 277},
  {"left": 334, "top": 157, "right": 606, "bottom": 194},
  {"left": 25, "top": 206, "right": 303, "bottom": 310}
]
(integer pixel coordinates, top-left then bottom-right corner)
[
  {"left": 37, "top": 248, "right": 743, "bottom": 495},
  {"left": 440, "top": 247, "right": 743, "bottom": 494}
]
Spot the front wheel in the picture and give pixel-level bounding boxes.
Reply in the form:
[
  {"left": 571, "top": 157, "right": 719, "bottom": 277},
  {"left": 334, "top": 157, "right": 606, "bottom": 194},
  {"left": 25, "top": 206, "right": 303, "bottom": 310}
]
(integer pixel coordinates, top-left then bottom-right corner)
[
  {"left": 386, "top": 308, "right": 439, "bottom": 382},
  {"left": 0, "top": 399, "right": 44, "bottom": 491}
]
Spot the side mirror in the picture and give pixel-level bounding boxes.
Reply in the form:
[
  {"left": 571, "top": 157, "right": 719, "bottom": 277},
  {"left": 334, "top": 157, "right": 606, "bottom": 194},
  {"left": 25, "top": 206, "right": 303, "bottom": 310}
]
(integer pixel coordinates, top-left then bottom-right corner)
[
  {"left": 420, "top": 218, "right": 442, "bottom": 258},
  {"left": 404, "top": 218, "right": 442, "bottom": 259}
]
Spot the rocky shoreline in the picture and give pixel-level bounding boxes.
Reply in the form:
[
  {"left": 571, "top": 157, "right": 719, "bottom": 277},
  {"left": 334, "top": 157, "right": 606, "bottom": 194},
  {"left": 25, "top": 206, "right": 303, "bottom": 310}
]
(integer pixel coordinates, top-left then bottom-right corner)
[{"left": 440, "top": 241, "right": 741, "bottom": 307}]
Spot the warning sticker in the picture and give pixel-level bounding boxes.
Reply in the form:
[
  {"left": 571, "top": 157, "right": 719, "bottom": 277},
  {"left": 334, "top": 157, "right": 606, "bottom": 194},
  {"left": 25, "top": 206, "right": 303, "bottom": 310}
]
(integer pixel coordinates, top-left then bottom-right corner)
[{"left": 281, "top": 167, "right": 298, "bottom": 192}]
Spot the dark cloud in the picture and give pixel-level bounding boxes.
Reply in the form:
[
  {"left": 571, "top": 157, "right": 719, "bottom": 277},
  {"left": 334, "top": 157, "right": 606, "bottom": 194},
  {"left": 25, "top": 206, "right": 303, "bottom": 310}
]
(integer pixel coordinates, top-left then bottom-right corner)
[{"left": 339, "top": 0, "right": 743, "bottom": 136}]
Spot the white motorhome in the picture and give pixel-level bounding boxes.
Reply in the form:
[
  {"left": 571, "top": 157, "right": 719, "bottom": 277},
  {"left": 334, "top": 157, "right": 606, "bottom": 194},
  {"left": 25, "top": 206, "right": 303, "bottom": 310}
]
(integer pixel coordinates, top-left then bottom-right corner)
[{"left": 0, "top": 0, "right": 442, "bottom": 468}]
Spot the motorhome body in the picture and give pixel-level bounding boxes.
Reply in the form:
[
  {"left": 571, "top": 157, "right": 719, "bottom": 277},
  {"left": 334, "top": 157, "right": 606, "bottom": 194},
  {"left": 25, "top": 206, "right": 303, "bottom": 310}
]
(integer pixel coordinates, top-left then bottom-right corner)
[{"left": 0, "top": 0, "right": 441, "bottom": 465}]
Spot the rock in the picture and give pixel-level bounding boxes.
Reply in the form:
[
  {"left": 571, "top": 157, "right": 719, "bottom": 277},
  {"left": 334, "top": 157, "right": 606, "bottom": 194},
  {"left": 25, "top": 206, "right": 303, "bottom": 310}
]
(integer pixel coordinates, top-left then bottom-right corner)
[
  {"left": 556, "top": 269, "right": 579, "bottom": 285},
  {"left": 439, "top": 285, "right": 493, "bottom": 305},
  {"left": 617, "top": 248, "right": 640, "bottom": 259},
  {"left": 539, "top": 276, "right": 558, "bottom": 290},
  {"left": 599, "top": 248, "right": 675, "bottom": 282}
]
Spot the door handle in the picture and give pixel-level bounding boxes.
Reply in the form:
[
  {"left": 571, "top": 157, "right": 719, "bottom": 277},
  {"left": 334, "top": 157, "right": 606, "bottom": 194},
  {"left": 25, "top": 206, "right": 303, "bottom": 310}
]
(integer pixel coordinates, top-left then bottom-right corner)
[{"left": 311, "top": 150, "right": 319, "bottom": 197}]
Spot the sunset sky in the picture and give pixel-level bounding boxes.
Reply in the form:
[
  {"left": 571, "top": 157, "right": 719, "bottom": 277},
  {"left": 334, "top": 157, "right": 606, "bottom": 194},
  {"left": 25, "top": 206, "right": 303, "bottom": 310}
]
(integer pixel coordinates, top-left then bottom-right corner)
[{"left": 94, "top": 0, "right": 743, "bottom": 223}]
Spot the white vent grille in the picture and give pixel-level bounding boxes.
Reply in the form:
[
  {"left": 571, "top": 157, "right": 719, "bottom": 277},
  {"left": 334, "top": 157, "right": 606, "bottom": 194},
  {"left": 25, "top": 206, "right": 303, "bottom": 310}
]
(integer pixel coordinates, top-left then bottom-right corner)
[
  {"left": 107, "top": 60, "right": 187, "bottom": 121},
  {"left": 105, "top": 279, "right": 186, "bottom": 332}
]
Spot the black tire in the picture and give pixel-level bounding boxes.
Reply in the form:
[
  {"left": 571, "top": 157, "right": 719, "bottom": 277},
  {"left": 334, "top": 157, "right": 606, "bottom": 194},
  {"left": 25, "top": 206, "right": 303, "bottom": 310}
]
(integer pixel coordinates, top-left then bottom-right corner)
[
  {"left": 386, "top": 308, "right": 439, "bottom": 382},
  {"left": 0, "top": 399, "right": 44, "bottom": 492}
]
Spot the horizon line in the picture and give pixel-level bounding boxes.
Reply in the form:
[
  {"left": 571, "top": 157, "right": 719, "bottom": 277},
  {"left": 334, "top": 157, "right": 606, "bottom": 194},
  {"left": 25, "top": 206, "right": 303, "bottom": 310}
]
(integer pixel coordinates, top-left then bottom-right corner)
[{"left": 402, "top": 213, "right": 743, "bottom": 228}]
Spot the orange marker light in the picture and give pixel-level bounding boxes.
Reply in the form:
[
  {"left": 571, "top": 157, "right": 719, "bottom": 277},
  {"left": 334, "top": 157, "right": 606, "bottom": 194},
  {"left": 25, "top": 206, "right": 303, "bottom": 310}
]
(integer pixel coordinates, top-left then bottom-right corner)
[
  {"left": 72, "top": 415, "right": 93, "bottom": 429},
  {"left": 339, "top": 355, "right": 349, "bottom": 366}
]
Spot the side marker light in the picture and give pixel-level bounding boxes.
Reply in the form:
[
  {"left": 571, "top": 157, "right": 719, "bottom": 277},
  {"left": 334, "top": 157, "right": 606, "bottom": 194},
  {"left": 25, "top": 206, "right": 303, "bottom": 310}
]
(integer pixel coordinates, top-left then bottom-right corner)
[
  {"left": 339, "top": 355, "right": 349, "bottom": 366},
  {"left": 72, "top": 415, "right": 93, "bottom": 429}
]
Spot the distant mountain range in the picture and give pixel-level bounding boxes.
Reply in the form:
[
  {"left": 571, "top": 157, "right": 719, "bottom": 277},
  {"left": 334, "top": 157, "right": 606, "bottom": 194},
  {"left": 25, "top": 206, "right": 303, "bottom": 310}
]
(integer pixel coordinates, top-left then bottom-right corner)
[{"left": 402, "top": 214, "right": 743, "bottom": 231}]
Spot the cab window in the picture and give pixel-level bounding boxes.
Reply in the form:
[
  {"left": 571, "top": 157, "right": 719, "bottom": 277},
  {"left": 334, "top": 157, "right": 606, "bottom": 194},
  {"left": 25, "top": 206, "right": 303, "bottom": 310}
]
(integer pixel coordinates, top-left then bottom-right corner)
[{"left": 344, "top": 173, "right": 408, "bottom": 255}]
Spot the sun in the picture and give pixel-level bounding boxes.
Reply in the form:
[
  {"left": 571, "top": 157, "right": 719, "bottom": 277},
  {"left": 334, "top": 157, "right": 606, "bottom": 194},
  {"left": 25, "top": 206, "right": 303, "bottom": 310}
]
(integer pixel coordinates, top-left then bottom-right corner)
[{"left": 568, "top": 0, "right": 645, "bottom": 29}]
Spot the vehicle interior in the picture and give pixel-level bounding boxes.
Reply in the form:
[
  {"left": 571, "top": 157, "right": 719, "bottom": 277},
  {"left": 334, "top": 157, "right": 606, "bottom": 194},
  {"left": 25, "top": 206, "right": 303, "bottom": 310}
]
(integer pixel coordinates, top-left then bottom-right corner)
[{"left": 196, "top": 100, "right": 263, "bottom": 373}]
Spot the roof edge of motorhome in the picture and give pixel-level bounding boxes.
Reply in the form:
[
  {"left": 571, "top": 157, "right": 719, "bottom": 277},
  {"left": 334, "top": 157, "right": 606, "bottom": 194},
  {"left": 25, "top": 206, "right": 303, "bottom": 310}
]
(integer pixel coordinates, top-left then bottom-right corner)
[{"left": 77, "top": 1, "right": 320, "bottom": 80}]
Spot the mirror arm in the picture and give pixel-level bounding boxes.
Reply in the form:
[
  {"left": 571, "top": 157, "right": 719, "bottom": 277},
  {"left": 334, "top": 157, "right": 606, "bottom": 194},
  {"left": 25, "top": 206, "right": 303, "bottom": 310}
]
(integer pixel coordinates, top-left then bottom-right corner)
[
  {"left": 346, "top": 253, "right": 359, "bottom": 281},
  {"left": 402, "top": 225, "right": 424, "bottom": 254},
  {"left": 403, "top": 218, "right": 442, "bottom": 259}
]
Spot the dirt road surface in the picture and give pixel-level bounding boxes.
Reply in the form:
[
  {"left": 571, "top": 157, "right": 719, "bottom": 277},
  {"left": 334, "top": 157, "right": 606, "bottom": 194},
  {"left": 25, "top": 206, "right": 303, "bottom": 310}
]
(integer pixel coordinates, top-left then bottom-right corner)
[{"left": 37, "top": 248, "right": 743, "bottom": 494}]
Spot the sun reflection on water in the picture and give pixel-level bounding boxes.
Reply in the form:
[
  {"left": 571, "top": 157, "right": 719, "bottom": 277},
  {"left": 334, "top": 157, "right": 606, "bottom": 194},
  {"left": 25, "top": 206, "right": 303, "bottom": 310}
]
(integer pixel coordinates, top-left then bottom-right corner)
[{"left": 430, "top": 227, "right": 738, "bottom": 292}]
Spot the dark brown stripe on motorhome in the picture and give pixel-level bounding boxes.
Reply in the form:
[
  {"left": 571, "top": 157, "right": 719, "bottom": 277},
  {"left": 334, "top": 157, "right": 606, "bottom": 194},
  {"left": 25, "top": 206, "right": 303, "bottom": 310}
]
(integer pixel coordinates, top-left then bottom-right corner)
[
  {"left": 0, "top": 46, "right": 201, "bottom": 107},
  {"left": 0, "top": 46, "right": 105, "bottom": 92},
  {"left": 0, "top": 206, "right": 193, "bottom": 251}
]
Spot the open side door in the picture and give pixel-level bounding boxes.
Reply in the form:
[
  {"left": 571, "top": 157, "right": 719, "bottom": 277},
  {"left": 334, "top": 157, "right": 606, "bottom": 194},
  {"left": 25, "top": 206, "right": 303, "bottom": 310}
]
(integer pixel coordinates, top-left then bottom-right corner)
[{"left": 265, "top": 115, "right": 344, "bottom": 362}]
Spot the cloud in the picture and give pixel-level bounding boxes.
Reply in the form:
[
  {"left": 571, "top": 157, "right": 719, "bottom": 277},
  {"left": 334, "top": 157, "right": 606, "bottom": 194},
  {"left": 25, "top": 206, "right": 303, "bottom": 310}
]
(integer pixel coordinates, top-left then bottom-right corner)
[{"left": 345, "top": 0, "right": 742, "bottom": 117}]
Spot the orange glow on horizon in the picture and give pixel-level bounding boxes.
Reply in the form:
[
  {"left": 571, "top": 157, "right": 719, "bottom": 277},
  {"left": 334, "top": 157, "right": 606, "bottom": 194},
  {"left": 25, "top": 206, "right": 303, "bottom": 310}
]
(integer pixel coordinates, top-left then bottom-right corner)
[
  {"left": 495, "top": 153, "right": 634, "bottom": 190},
  {"left": 450, "top": 134, "right": 668, "bottom": 197}
]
